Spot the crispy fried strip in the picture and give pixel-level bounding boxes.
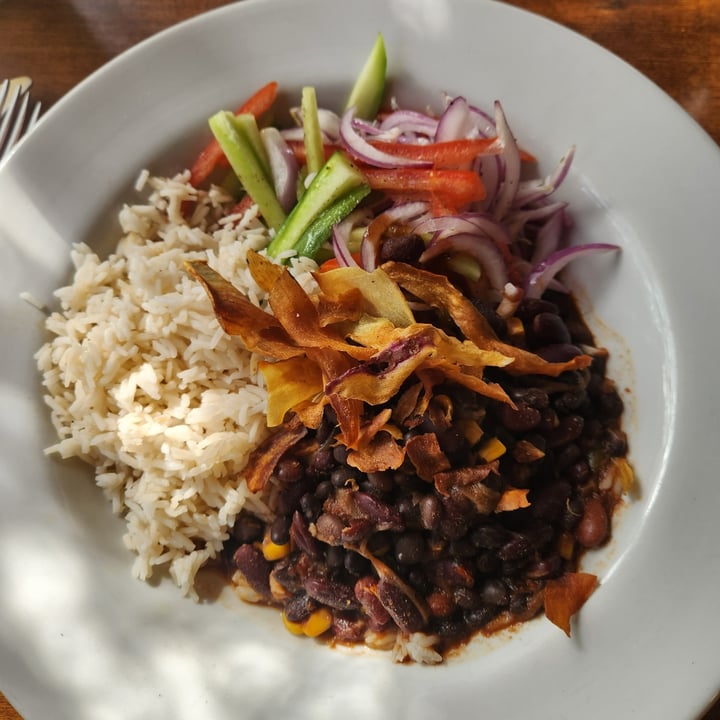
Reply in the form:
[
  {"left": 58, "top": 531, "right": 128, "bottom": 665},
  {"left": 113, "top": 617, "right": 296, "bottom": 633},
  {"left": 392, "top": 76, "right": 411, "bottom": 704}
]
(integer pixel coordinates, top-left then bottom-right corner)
[
  {"left": 247, "top": 248, "right": 284, "bottom": 292},
  {"left": 185, "top": 261, "right": 302, "bottom": 360},
  {"left": 544, "top": 572, "right": 599, "bottom": 636},
  {"left": 269, "top": 268, "right": 374, "bottom": 361},
  {"left": 382, "top": 261, "right": 592, "bottom": 376},
  {"left": 260, "top": 357, "right": 324, "bottom": 427},
  {"left": 347, "top": 432, "right": 405, "bottom": 472},
  {"left": 306, "top": 347, "right": 363, "bottom": 450},
  {"left": 405, "top": 433, "right": 451, "bottom": 482},
  {"left": 243, "top": 415, "right": 308, "bottom": 492}
]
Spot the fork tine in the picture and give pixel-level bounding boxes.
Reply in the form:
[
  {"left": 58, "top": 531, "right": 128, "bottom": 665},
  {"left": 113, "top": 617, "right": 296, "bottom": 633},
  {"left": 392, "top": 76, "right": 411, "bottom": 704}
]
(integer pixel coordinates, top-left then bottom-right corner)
[
  {"left": 0, "top": 83, "right": 22, "bottom": 151},
  {"left": 2, "top": 90, "right": 31, "bottom": 154},
  {"left": 0, "top": 79, "right": 9, "bottom": 115},
  {"left": 26, "top": 99, "right": 42, "bottom": 133}
]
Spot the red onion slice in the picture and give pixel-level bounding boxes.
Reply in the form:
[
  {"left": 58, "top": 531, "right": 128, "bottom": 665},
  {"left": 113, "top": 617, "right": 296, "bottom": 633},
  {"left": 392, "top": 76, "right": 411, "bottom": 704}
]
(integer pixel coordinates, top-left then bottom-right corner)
[
  {"left": 435, "top": 96, "right": 473, "bottom": 142},
  {"left": 419, "top": 232, "right": 509, "bottom": 292},
  {"left": 412, "top": 212, "right": 511, "bottom": 248},
  {"left": 530, "top": 206, "right": 567, "bottom": 265},
  {"left": 513, "top": 146, "right": 575, "bottom": 208},
  {"left": 340, "top": 108, "right": 432, "bottom": 168},
  {"left": 379, "top": 109, "right": 438, "bottom": 138},
  {"left": 491, "top": 101, "right": 521, "bottom": 221},
  {"left": 361, "top": 201, "right": 429, "bottom": 271},
  {"left": 260, "top": 127, "right": 299, "bottom": 213},
  {"left": 506, "top": 200, "right": 568, "bottom": 239},
  {"left": 525, "top": 243, "right": 620, "bottom": 299},
  {"left": 331, "top": 209, "right": 369, "bottom": 269}
]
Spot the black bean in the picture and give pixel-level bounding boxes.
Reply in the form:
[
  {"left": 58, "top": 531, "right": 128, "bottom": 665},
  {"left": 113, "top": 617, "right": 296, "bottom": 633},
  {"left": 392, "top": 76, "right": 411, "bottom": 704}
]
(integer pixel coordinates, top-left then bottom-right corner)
[
  {"left": 376, "top": 577, "right": 427, "bottom": 633},
  {"left": 310, "top": 446, "right": 335, "bottom": 474},
  {"left": 545, "top": 414, "right": 584, "bottom": 448},
  {"left": 463, "top": 604, "right": 500, "bottom": 630},
  {"left": 478, "top": 578, "right": 509, "bottom": 606},
  {"left": 344, "top": 551, "right": 370, "bottom": 577},
  {"left": 498, "top": 533, "right": 533, "bottom": 562},
  {"left": 509, "top": 387, "right": 550, "bottom": 410},
  {"left": 531, "top": 481, "right": 571, "bottom": 522},
  {"left": 395, "top": 532, "right": 426, "bottom": 565},
  {"left": 269, "top": 515, "right": 291, "bottom": 545},
  {"left": 232, "top": 512, "right": 264, "bottom": 544},
  {"left": 314, "top": 479, "right": 334, "bottom": 501},
  {"left": 330, "top": 465, "right": 357, "bottom": 488},
  {"left": 516, "top": 298, "right": 559, "bottom": 322},
  {"left": 531, "top": 312, "right": 572, "bottom": 346},
  {"left": 276, "top": 456, "right": 304, "bottom": 483},
  {"left": 325, "top": 545, "right": 345, "bottom": 570},
  {"left": 602, "top": 427, "right": 628, "bottom": 457},
  {"left": 470, "top": 524, "right": 509, "bottom": 550},
  {"left": 453, "top": 586, "right": 482, "bottom": 610},
  {"left": 378, "top": 233, "right": 425, "bottom": 264},
  {"left": 598, "top": 388, "right": 624, "bottom": 418},
  {"left": 332, "top": 443, "right": 349, "bottom": 464},
  {"left": 299, "top": 493, "right": 321, "bottom": 521},
  {"left": 283, "top": 591, "right": 318, "bottom": 623},
  {"left": 535, "top": 343, "right": 583, "bottom": 363},
  {"left": 366, "top": 471, "right": 395, "bottom": 494}
]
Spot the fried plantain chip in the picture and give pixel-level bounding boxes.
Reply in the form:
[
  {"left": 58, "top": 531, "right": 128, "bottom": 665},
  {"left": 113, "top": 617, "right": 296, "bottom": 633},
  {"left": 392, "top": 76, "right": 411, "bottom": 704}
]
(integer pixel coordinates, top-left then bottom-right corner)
[
  {"left": 185, "top": 261, "right": 303, "bottom": 360},
  {"left": 260, "top": 357, "right": 324, "bottom": 427},
  {"left": 268, "top": 268, "right": 375, "bottom": 361},
  {"left": 243, "top": 415, "right": 308, "bottom": 492},
  {"left": 314, "top": 266, "right": 415, "bottom": 328},
  {"left": 544, "top": 572, "right": 598, "bottom": 636}
]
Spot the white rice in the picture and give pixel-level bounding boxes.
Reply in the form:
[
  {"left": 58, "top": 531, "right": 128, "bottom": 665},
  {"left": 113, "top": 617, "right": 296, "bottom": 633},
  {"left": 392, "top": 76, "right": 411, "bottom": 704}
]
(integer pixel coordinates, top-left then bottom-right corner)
[{"left": 35, "top": 170, "right": 318, "bottom": 598}]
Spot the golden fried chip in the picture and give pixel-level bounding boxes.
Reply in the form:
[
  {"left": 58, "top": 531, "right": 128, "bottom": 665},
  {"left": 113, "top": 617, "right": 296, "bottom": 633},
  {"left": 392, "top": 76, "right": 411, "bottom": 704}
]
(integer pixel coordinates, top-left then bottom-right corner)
[
  {"left": 314, "top": 266, "right": 415, "bottom": 328},
  {"left": 544, "top": 572, "right": 598, "bottom": 637},
  {"left": 185, "top": 261, "right": 302, "bottom": 360},
  {"left": 260, "top": 357, "right": 324, "bottom": 427}
]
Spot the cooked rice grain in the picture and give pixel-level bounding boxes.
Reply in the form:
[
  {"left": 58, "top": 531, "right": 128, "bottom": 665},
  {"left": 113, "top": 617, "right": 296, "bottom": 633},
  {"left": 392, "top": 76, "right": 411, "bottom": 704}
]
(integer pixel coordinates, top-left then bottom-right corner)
[{"left": 35, "top": 171, "right": 317, "bottom": 598}]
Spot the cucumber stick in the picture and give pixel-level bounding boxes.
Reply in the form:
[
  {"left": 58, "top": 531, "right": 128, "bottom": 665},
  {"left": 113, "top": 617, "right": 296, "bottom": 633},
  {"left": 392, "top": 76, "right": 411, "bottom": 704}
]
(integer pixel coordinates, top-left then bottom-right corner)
[
  {"left": 266, "top": 151, "right": 368, "bottom": 258},
  {"left": 345, "top": 33, "right": 387, "bottom": 119},
  {"left": 208, "top": 110, "right": 286, "bottom": 230},
  {"left": 301, "top": 86, "right": 324, "bottom": 176},
  {"left": 293, "top": 184, "right": 371, "bottom": 259}
]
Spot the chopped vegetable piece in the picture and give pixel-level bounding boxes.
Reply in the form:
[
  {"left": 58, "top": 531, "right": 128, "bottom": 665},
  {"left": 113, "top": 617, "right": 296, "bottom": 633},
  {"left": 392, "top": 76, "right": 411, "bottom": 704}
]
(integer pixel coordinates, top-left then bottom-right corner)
[
  {"left": 266, "top": 151, "right": 368, "bottom": 258},
  {"left": 345, "top": 32, "right": 387, "bottom": 119},
  {"left": 208, "top": 110, "right": 286, "bottom": 230},
  {"left": 293, "top": 184, "right": 371, "bottom": 260},
  {"left": 544, "top": 572, "right": 598, "bottom": 636},
  {"left": 190, "top": 80, "right": 278, "bottom": 186},
  {"left": 301, "top": 86, "right": 325, "bottom": 175}
]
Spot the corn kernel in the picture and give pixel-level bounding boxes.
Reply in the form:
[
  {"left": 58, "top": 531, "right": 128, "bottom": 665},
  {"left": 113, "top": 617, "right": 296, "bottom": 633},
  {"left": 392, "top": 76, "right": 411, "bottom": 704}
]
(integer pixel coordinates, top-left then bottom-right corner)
[
  {"left": 478, "top": 436, "right": 506, "bottom": 462},
  {"left": 557, "top": 530, "right": 575, "bottom": 560},
  {"left": 302, "top": 608, "right": 333, "bottom": 638},
  {"left": 282, "top": 611, "right": 305, "bottom": 636},
  {"left": 262, "top": 537, "right": 290, "bottom": 561}
]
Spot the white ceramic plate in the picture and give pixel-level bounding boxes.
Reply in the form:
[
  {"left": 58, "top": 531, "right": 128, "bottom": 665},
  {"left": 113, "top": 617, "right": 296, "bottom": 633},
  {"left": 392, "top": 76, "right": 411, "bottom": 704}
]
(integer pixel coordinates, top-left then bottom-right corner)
[{"left": 2, "top": 1, "right": 719, "bottom": 718}]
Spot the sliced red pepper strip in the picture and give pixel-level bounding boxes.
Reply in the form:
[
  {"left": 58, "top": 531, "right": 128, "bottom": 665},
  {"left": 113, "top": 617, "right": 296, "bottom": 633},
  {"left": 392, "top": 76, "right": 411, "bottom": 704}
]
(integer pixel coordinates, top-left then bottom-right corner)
[
  {"left": 189, "top": 81, "right": 279, "bottom": 187},
  {"left": 370, "top": 137, "right": 501, "bottom": 166},
  {"left": 362, "top": 167, "right": 486, "bottom": 206},
  {"left": 318, "top": 252, "right": 362, "bottom": 272}
]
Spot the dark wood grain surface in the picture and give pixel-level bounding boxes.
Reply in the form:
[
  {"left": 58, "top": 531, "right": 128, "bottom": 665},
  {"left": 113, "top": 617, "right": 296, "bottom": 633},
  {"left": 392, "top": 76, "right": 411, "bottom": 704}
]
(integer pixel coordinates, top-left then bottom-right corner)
[{"left": 1, "top": 1, "right": 718, "bottom": 718}]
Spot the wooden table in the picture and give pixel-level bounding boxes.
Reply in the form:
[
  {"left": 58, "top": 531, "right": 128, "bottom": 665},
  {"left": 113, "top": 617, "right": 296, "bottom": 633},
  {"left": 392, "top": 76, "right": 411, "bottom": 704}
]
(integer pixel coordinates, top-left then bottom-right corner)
[{"left": 0, "top": 1, "right": 718, "bottom": 718}]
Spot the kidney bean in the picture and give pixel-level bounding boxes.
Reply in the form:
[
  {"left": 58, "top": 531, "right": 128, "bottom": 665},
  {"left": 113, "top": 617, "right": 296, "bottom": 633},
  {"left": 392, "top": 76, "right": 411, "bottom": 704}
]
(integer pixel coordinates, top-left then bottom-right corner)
[
  {"left": 426, "top": 588, "right": 456, "bottom": 618},
  {"left": 575, "top": 496, "right": 609, "bottom": 548},
  {"left": 376, "top": 577, "right": 427, "bottom": 633},
  {"left": 290, "top": 511, "right": 321, "bottom": 559},
  {"left": 419, "top": 495, "right": 441, "bottom": 531},
  {"left": 305, "top": 574, "right": 359, "bottom": 611},
  {"left": 498, "top": 401, "right": 542, "bottom": 432},
  {"left": 233, "top": 544, "right": 272, "bottom": 599},
  {"left": 332, "top": 612, "right": 366, "bottom": 643},
  {"left": 531, "top": 311, "right": 572, "bottom": 346},
  {"left": 354, "top": 576, "right": 392, "bottom": 627}
]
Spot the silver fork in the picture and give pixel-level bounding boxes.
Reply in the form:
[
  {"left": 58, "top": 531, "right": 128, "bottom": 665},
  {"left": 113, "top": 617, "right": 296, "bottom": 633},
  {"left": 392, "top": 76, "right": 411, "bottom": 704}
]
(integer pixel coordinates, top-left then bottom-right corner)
[{"left": 0, "top": 77, "right": 42, "bottom": 165}]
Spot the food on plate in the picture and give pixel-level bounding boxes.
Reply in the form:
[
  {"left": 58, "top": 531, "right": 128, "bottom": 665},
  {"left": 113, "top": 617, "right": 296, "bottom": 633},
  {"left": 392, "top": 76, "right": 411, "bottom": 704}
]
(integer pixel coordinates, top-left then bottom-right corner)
[{"left": 36, "top": 34, "right": 632, "bottom": 662}]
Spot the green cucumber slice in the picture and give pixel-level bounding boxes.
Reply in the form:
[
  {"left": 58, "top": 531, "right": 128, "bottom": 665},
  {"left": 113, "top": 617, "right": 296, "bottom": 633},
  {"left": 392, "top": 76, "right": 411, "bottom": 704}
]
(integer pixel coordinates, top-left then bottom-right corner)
[
  {"left": 345, "top": 33, "right": 387, "bottom": 119},
  {"left": 266, "top": 151, "right": 368, "bottom": 258}
]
